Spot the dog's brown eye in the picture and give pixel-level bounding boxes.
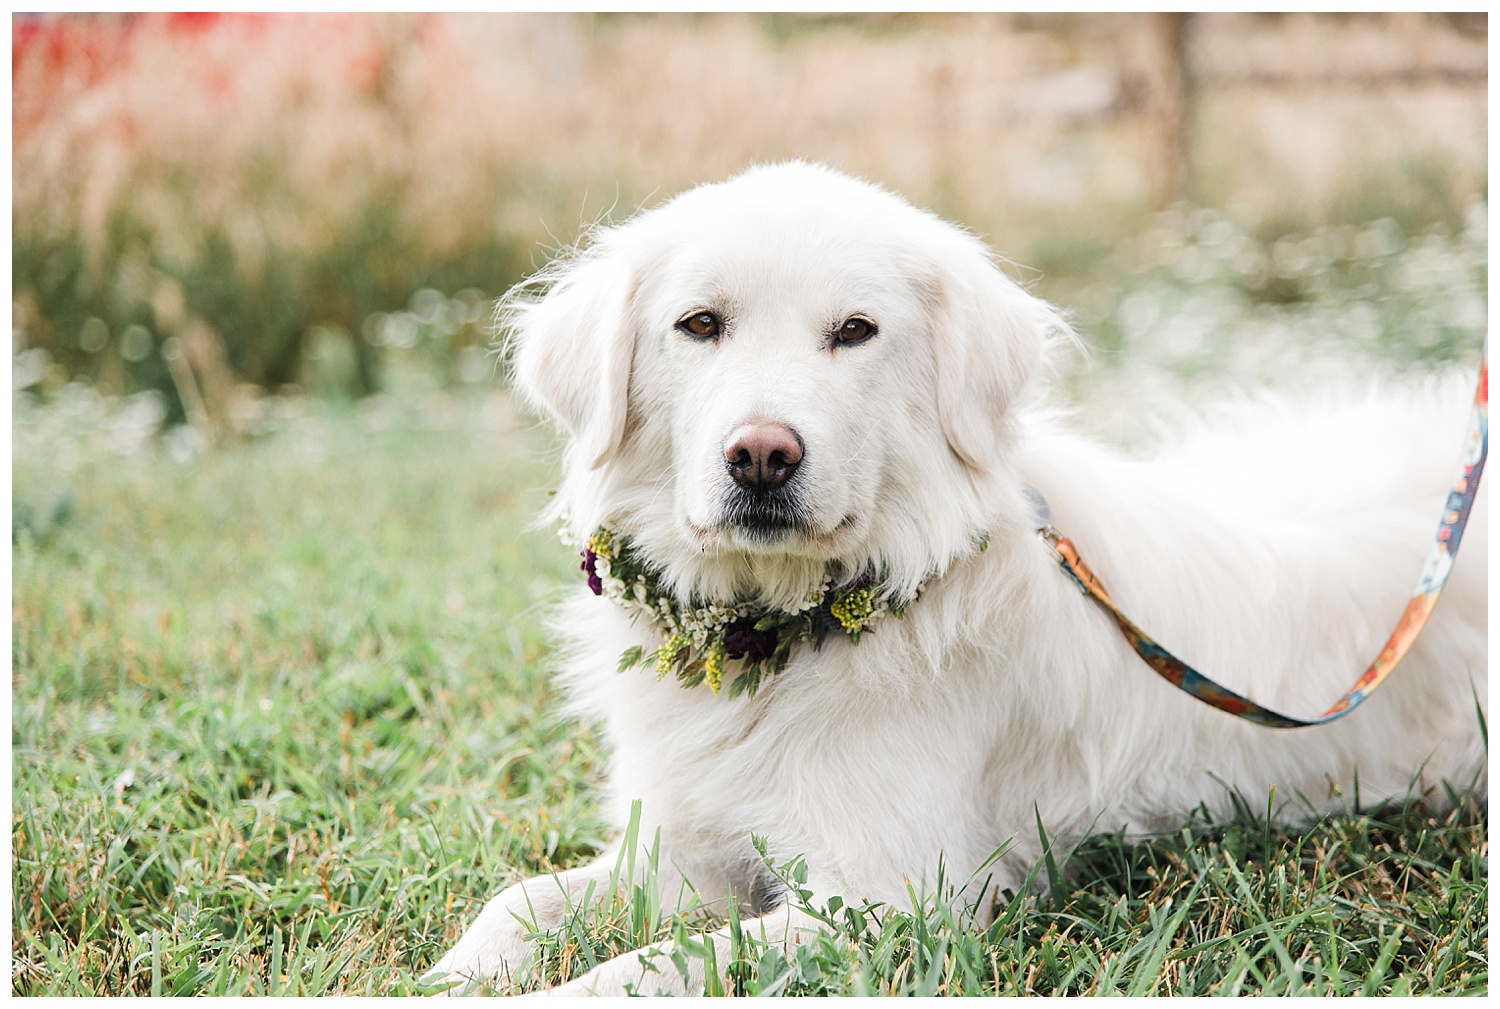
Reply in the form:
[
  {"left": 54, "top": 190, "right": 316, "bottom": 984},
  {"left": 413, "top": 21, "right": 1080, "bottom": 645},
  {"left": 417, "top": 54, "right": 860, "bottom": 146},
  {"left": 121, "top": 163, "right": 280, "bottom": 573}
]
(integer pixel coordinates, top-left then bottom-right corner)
[
  {"left": 677, "top": 311, "right": 721, "bottom": 340},
  {"left": 836, "top": 317, "right": 877, "bottom": 345}
]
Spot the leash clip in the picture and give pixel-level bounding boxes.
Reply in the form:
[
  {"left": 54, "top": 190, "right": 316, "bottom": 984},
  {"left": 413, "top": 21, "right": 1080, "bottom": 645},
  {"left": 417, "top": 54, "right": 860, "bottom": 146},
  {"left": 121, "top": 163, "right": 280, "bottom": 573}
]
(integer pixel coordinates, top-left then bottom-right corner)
[{"left": 1036, "top": 524, "right": 1090, "bottom": 595}]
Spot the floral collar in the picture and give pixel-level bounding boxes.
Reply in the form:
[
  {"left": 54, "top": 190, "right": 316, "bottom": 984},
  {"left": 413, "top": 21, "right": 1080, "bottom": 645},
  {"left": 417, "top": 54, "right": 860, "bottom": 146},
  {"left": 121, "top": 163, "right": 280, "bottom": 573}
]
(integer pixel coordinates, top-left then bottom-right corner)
[{"left": 567, "top": 525, "right": 943, "bottom": 697}]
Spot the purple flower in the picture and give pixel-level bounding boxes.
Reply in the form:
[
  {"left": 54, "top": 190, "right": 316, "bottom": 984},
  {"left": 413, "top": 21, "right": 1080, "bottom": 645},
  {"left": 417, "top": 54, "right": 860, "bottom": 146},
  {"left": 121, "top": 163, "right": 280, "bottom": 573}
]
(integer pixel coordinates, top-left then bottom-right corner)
[
  {"left": 724, "top": 618, "right": 776, "bottom": 663},
  {"left": 581, "top": 549, "right": 603, "bottom": 596}
]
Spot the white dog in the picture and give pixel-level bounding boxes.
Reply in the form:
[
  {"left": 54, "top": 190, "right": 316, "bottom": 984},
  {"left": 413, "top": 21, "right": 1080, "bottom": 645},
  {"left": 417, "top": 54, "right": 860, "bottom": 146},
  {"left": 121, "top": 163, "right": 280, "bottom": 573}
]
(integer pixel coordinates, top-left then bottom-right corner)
[{"left": 429, "top": 162, "right": 1487, "bottom": 996}]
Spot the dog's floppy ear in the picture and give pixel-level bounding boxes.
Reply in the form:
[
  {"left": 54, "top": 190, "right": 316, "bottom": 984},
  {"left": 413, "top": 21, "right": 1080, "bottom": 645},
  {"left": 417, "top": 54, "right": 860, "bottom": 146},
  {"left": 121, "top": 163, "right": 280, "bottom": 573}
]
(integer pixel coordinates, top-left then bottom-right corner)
[
  {"left": 926, "top": 248, "right": 1066, "bottom": 472},
  {"left": 506, "top": 251, "right": 638, "bottom": 469}
]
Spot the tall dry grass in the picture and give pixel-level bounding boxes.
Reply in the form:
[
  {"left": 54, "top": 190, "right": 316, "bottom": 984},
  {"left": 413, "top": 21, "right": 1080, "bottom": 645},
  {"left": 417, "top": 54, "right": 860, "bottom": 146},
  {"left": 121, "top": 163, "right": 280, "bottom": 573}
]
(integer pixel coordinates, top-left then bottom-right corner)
[{"left": 11, "top": 12, "right": 1486, "bottom": 410}]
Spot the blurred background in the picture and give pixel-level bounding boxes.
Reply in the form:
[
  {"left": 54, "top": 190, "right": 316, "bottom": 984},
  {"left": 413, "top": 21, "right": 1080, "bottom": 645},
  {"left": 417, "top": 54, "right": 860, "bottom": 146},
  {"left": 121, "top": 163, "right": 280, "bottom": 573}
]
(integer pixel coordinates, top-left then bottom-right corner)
[
  {"left": 8, "top": 14, "right": 1490, "bottom": 994},
  {"left": 11, "top": 11, "right": 1489, "bottom": 461}
]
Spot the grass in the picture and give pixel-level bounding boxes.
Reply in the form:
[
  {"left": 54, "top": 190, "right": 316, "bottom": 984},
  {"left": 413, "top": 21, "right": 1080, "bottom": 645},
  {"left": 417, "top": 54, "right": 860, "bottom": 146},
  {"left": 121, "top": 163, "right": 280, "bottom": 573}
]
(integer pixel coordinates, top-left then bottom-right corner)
[
  {"left": 12, "top": 390, "right": 602, "bottom": 994},
  {"left": 491, "top": 790, "right": 1486, "bottom": 996},
  {"left": 11, "top": 369, "right": 1488, "bottom": 995}
]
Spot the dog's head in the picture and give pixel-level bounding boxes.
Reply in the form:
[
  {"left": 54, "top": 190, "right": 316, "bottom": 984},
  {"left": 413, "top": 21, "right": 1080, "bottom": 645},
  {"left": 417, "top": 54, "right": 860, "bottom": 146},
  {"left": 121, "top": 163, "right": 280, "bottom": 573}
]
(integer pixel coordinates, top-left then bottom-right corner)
[{"left": 507, "top": 162, "right": 1069, "bottom": 608}]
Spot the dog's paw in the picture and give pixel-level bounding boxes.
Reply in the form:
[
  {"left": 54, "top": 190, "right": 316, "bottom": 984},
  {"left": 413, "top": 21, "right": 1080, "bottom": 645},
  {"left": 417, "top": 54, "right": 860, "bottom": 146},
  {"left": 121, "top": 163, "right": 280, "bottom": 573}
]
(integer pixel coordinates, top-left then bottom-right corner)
[{"left": 421, "top": 913, "right": 537, "bottom": 996}]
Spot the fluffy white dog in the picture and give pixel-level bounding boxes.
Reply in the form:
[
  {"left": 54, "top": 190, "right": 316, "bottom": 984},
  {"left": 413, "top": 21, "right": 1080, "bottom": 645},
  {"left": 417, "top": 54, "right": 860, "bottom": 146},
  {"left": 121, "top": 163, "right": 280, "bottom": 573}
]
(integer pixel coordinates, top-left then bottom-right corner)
[{"left": 428, "top": 162, "right": 1487, "bottom": 996}]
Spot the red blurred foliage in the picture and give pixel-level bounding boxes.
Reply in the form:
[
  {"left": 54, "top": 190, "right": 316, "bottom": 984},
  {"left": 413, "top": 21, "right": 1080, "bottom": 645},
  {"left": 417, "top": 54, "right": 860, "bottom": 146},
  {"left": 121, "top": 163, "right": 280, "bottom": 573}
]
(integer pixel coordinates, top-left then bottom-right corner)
[
  {"left": 11, "top": 12, "right": 397, "bottom": 136},
  {"left": 14, "top": 14, "right": 131, "bottom": 127}
]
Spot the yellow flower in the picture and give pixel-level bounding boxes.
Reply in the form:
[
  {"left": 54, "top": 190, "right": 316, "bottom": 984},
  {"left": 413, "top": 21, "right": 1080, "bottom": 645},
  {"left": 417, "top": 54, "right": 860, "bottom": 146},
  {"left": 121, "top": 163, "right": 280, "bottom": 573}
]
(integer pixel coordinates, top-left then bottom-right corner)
[
  {"left": 703, "top": 637, "right": 727, "bottom": 694},
  {"left": 830, "top": 588, "right": 874, "bottom": 631},
  {"left": 655, "top": 633, "right": 690, "bottom": 679},
  {"left": 587, "top": 528, "right": 615, "bottom": 559}
]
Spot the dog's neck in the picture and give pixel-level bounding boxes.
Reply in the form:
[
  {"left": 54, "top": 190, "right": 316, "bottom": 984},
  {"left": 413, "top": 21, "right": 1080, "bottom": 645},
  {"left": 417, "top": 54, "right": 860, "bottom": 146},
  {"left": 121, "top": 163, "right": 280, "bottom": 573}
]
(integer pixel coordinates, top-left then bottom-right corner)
[
  {"left": 565, "top": 521, "right": 992, "bottom": 696},
  {"left": 557, "top": 499, "right": 1050, "bottom": 697}
]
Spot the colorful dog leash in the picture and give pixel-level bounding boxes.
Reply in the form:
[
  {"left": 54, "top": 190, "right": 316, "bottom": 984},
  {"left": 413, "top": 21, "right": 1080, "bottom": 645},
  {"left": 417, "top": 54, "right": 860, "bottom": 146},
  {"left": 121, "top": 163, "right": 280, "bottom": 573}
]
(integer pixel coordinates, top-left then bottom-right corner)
[{"left": 1037, "top": 342, "right": 1488, "bottom": 728}]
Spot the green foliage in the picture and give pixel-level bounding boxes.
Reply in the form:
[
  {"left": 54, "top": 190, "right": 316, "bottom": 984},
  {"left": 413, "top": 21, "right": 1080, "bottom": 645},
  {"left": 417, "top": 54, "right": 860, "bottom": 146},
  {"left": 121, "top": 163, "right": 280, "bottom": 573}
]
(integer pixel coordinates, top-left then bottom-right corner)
[
  {"left": 585, "top": 526, "right": 891, "bottom": 697},
  {"left": 752, "top": 12, "right": 924, "bottom": 46},
  {"left": 12, "top": 198, "right": 526, "bottom": 406},
  {"left": 1047, "top": 200, "right": 1487, "bottom": 448},
  {"left": 1076, "top": 201, "right": 1486, "bottom": 366}
]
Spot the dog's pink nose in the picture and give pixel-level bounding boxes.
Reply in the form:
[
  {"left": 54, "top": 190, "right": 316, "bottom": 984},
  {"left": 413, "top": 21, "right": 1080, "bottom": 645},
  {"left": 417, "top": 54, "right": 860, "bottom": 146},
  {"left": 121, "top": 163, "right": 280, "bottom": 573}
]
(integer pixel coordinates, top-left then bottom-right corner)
[{"left": 724, "top": 423, "right": 804, "bottom": 491}]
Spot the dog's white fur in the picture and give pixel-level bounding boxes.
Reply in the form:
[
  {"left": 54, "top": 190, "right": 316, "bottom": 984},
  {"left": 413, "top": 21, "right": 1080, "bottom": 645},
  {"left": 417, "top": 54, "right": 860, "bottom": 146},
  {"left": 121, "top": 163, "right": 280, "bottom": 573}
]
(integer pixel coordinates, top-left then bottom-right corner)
[{"left": 429, "top": 162, "right": 1487, "bottom": 996}]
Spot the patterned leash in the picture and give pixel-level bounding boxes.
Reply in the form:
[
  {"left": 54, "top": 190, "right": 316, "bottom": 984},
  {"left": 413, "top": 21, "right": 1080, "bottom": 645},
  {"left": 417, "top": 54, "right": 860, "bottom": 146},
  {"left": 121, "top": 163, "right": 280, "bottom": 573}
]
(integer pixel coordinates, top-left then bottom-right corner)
[{"left": 1037, "top": 342, "right": 1488, "bottom": 728}]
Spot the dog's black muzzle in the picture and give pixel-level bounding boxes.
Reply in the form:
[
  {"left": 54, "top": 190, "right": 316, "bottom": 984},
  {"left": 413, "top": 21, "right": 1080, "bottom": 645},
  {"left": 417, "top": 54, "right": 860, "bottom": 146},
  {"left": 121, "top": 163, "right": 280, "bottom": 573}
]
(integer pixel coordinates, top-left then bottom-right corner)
[{"left": 722, "top": 483, "right": 812, "bottom": 541}]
